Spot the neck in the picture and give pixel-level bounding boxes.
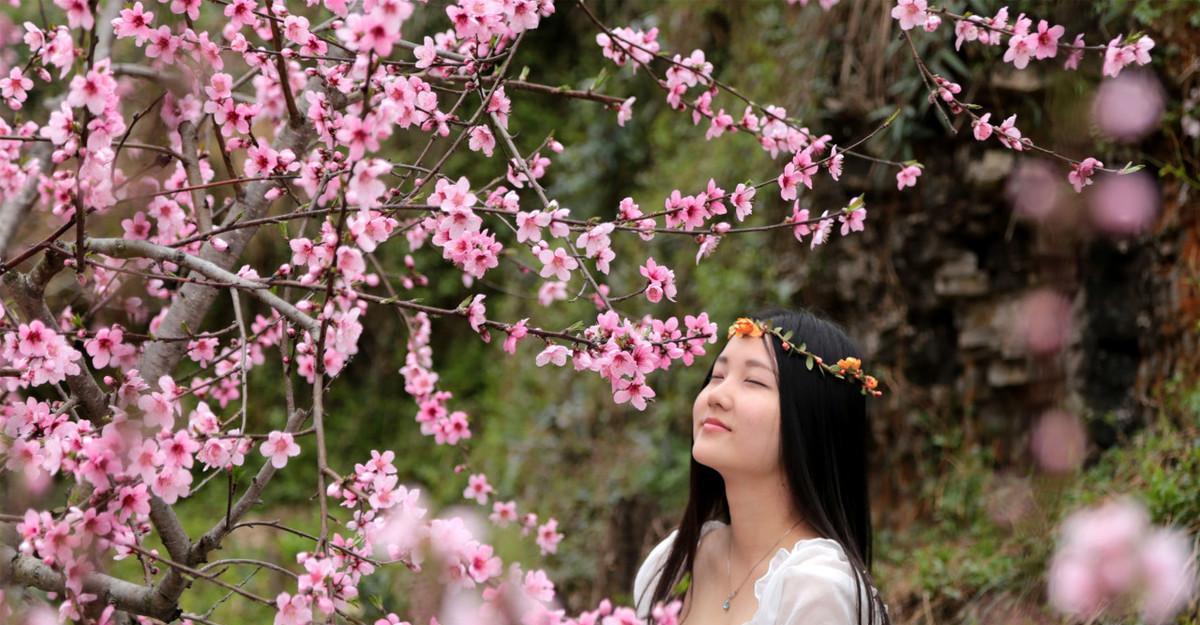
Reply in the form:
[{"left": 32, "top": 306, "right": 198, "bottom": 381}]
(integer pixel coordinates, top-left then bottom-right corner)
[{"left": 721, "top": 468, "right": 815, "bottom": 565}]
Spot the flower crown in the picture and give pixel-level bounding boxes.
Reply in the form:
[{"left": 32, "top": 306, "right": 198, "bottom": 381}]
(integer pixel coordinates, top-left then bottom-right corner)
[{"left": 727, "top": 318, "right": 883, "bottom": 397}]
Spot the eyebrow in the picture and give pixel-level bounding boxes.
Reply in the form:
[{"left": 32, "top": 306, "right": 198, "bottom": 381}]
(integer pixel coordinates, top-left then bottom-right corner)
[{"left": 715, "top": 356, "right": 775, "bottom": 375}]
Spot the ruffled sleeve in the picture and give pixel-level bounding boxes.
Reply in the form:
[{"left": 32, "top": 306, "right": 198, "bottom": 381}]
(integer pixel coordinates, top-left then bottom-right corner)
[
  {"left": 632, "top": 529, "right": 678, "bottom": 620},
  {"left": 750, "top": 539, "right": 868, "bottom": 625}
]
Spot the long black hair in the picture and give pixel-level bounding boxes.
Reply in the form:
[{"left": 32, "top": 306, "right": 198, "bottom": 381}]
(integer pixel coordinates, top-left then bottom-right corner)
[{"left": 643, "top": 306, "right": 889, "bottom": 625}]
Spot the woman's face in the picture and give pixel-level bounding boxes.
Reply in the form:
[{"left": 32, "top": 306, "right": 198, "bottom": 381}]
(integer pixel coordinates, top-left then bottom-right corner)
[{"left": 691, "top": 333, "right": 782, "bottom": 477}]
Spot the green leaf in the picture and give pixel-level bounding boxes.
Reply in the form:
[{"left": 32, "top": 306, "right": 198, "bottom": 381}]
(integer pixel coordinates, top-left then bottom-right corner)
[
  {"left": 590, "top": 66, "right": 610, "bottom": 91},
  {"left": 673, "top": 571, "right": 692, "bottom": 595},
  {"left": 883, "top": 108, "right": 903, "bottom": 127},
  {"left": 517, "top": 66, "right": 531, "bottom": 81},
  {"left": 456, "top": 295, "right": 475, "bottom": 310},
  {"left": 1119, "top": 162, "right": 1146, "bottom": 175},
  {"left": 806, "top": 355, "right": 814, "bottom": 370}
]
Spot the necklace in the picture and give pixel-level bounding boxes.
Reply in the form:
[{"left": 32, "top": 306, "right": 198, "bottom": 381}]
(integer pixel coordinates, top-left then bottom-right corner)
[{"left": 722, "top": 520, "right": 803, "bottom": 611}]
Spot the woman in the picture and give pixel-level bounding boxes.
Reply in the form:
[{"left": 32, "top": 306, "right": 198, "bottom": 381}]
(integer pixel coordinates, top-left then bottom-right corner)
[{"left": 633, "top": 307, "right": 889, "bottom": 625}]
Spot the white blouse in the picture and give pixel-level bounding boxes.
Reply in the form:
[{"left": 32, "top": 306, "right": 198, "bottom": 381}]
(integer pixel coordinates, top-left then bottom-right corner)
[{"left": 633, "top": 520, "right": 874, "bottom": 625}]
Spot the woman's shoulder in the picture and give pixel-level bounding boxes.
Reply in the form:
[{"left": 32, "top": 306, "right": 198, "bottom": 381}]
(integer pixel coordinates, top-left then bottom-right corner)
[
  {"left": 632, "top": 520, "right": 725, "bottom": 618},
  {"left": 752, "top": 537, "right": 870, "bottom": 624}
]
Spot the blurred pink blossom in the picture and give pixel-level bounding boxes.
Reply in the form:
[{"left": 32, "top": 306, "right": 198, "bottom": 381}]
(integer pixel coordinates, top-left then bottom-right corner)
[
  {"left": 1048, "top": 497, "right": 1197, "bottom": 624},
  {"left": 1018, "top": 289, "right": 1072, "bottom": 355},
  {"left": 1092, "top": 70, "right": 1165, "bottom": 142},
  {"left": 1030, "top": 409, "right": 1086, "bottom": 473},
  {"left": 1089, "top": 172, "right": 1159, "bottom": 236},
  {"left": 1005, "top": 159, "right": 1063, "bottom": 222}
]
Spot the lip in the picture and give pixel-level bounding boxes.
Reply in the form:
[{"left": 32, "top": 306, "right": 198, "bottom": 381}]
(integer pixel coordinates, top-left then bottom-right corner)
[{"left": 701, "top": 417, "right": 732, "bottom": 432}]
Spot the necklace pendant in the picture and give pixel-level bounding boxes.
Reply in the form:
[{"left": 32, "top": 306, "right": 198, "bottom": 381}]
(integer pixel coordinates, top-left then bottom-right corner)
[{"left": 722, "top": 598, "right": 731, "bottom": 611}]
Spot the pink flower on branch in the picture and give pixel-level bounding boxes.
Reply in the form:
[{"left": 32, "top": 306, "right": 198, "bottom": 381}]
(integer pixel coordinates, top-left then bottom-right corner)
[
  {"left": 463, "top": 473, "right": 494, "bottom": 504},
  {"left": 260, "top": 431, "right": 301, "bottom": 469},
  {"left": 890, "top": 0, "right": 928, "bottom": 31},
  {"left": 895, "top": 163, "right": 922, "bottom": 189},
  {"left": 1068, "top": 158, "right": 1103, "bottom": 193}
]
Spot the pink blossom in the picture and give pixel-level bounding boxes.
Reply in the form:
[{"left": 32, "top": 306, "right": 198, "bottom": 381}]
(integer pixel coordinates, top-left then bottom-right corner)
[
  {"left": 464, "top": 294, "right": 489, "bottom": 342},
  {"left": 838, "top": 197, "right": 867, "bottom": 236},
  {"left": 347, "top": 159, "right": 390, "bottom": 209},
  {"left": 613, "top": 374, "right": 656, "bottom": 411},
  {"left": 790, "top": 204, "right": 812, "bottom": 242},
  {"left": 0, "top": 68, "right": 34, "bottom": 108},
  {"left": 1068, "top": 158, "right": 1103, "bottom": 193},
  {"left": 282, "top": 15, "right": 311, "bottom": 44},
  {"left": 895, "top": 164, "right": 921, "bottom": 190},
  {"left": 827, "top": 146, "right": 844, "bottom": 181},
  {"left": 524, "top": 568, "right": 556, "bottom": 602},
  {"left": 537, "top": 247, "right": 578, "bottom": 281},
  {"left": 535, "top": 518, "right": 563, "bottom": 555},
  {"left": 1033, "top": 20, "right": 1065, "bottom": 59},
  {"left": 777, "top": 163, "right": 800, "bottom": 201},
  {"left": 275, "top": 592, "right": 312, "bottom": 625},
  {"left": 535, "top": 344, "right": 570, "bottom": 367},
  {"left": 639, "top": 257, "right": 678, "bottom": 303},
  {"left": 260, "top": 431, "right": 301, "bottom": 469},
  {"left": 434, "top": 176, "right": 477, "bottom": 213},
  {"left": 112, "top": 484, "right": 151, "bottom": 521},
  {"left": 996, "top": 115, "right": 1025, "bottom": 150},
  {"left": 336, "top": 114, "right": 381, "bottom": 161},
  {"left": 730, "top": 183, "right": 755, "bottom": 221},
  {"left": 468, "top": 125, "right": 495, "bottom": 157},
  {"left": 1047, "top": 497, "right": 1195, "bottom": 625},
  {"left": 535, "top": 282, "right": 566, "bottom": 308},
  {"left": 462, "top": 473, "right": 494, "bottom": 504},
  {"left": 503, "top": 318, "right": 529, "bottom": 355},
  {"left": 413, "top": 36, "right": 437, "bottom": 69},
  {"left": 809, "top": 210, "right": 834, "bottom": 250},
  {"left": 161, "top": 429, "right": 199, "bottom": 469},
  {"left": 186, "top": 337, "right": 218, "bottom": 367},
  {"left": 66, "top": 61, "right": 117, "bottom": 116},
  {"left": 489, "top": 501, "right": 518, "bottom": 526},
  {"left": 137, "top": 386, "right": 177, "bottom": 430},
  {"left": 145, "top": 26, "right": 179, "bottom": 63},
  {"left": 434, "top": 410, "right": 471, "bottom": 445},
  {"left": 39, "top": 103, "right": 75, "bottom": 146},
  {"left": 150, "top": 465, "right": 192, "bottom": 504},
  {"left": 1103, "top": 35, "right": 1155, "bottom": 78},
  {"left": 84, "top": 326, "right": 134, "bottom": 369},
  {"left": 890, "top": 0, "right": 928, "bottom": 31},
  {"left": 1139, "top": 529, "right": 1198, "bottom": 625},
  {"left": 488, "top": 87, "right": 511, "bottom": 130},
  {"left": 1064, "top": 34, "right": 1086, "bottom": 70},
  {"left": 706, "top": 108, "right": 735, "bottom": 140},
  {"left": 54, "top": 0, "right": 95, "bottom": 29},
  {"left": 243, "top": 139, "right": 280, "bottom": 178},
  {"left": 1003, "top": 34, "right": 1037, "bottom": 69},
  {"left": 223, "top": 0, "right": 259, "bottom": 29},
  {"left": 112, "top": 2, "right": 155, "bottom": 43},
  {"left": 617, "top": 96, "right": 635, "bottom": 127},
  {"left": 954, "top": 17, "right": 981, "bottom": 50},
  {"left": 972, "top": 112, "right": 993, "bottom": 141}
]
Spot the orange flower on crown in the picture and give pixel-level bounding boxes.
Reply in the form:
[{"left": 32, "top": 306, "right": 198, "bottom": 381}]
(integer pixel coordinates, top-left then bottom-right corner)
[
  {"left": 722, "top": 317, "right": 884, "bottom": 397},
  {"left": 728, "top": 317, "right": 764, "bottom": 339}
]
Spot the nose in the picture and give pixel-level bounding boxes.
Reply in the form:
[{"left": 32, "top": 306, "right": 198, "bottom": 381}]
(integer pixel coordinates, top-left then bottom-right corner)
[{"left": 705, "top": 376, "right": 732, "bottom": 413}]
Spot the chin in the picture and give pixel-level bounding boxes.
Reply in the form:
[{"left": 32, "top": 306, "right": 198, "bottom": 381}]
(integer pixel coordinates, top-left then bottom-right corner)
[{"left": 691, "top": 440, "right": 727, "bottom": 470}]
